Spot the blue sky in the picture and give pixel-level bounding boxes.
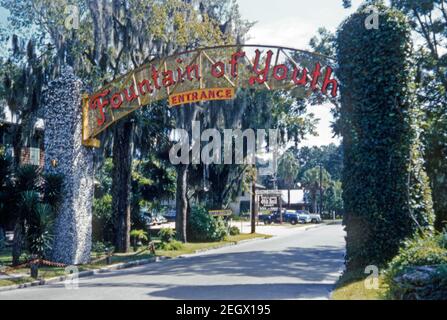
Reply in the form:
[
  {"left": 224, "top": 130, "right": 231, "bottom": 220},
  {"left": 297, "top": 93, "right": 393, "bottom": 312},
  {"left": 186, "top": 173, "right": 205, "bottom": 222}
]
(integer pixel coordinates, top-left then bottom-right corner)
[
  {"left": 0, "top": 7, "right": 6, "bottom": 24},
  {"left": 238, "top": 0, "right": 364, "bottom": 146},
  {"left": 0, "top": 0, "right": 365, "bottom": 146}
]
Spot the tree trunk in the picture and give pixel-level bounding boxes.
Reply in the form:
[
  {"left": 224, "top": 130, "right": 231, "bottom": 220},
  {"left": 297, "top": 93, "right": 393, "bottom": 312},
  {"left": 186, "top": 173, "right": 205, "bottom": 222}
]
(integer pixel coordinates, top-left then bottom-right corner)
[
  {"left": 173, "top": 104, "right": 200, "bottom": 243},
  {"left": 176, "top": 164, "right": 188, "bottom": 243},
  {"left": 12, "top": 221, "right": 23, "bottom": 266},
  {"left": 287, "top": 188, "right": 291, "bottom": 208},
  {"left": 312, "top": 191, "right": 317, "bottom": 214},
  {"left": 112, "top": 119, "right": 134, "bottom": 253}
]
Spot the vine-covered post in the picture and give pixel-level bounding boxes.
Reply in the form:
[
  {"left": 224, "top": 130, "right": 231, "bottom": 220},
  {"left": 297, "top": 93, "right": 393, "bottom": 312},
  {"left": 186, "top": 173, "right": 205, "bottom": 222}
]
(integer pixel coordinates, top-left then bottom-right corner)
[
  {"left": 336, "top": 4, "right": 434, "bottom": 271},
  {"left": 43, "top": 67, "right": 94, "bottom": 265}
]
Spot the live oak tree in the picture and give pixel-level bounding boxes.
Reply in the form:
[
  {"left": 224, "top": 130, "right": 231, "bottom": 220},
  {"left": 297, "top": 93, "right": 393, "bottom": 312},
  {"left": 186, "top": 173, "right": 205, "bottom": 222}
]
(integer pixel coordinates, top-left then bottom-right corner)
[
  {"left": 186, "top": 89, "right": 317, "bottom": 213},
  {"left": 0, "top": 0, "right": 251, "bottom": 248},
  {"left": 0, "top": 21, "right": 53, "bottom": 263},
  {"left": 294, "top": 144, "right": 344, "bottom": 181}
]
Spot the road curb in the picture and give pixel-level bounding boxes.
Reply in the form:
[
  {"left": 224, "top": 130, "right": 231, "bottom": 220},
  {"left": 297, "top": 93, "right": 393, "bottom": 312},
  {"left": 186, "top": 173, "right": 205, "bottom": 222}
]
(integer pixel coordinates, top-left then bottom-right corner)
[
  {"left": 0, "top": 236, "right": 269, "bottom": 293},
  {"left": 0, "top": 256, "right": 171, "bottom": 293},
  {"left": 304, "top": 224, "right": 324, "bottom": 231},
  {"left": 177, "top": 236, "right": 270, "bottom": 257}
]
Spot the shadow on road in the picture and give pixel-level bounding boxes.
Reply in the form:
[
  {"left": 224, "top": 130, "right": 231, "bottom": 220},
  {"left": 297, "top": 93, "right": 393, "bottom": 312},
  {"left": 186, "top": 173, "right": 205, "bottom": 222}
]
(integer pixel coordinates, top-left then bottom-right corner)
[
  {"left": 147, "top": 283, "right": 334, "bottom": 300},
  {"left": 75, "top": 245, "right": 345, "bottom": 299}
]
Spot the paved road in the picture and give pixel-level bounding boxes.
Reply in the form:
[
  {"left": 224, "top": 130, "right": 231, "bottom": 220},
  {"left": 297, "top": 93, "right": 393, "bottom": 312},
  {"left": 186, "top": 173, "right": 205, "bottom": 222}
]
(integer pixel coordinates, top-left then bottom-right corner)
[{"left": 0, "top": 224, "right": 345, "bottom": 300}]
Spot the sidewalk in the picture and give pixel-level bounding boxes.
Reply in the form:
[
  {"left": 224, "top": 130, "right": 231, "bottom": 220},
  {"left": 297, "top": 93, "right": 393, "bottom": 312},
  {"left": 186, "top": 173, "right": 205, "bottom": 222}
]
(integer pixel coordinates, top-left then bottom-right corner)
[{"left": 229, "top": 220, "right": 329, "bottom": 237}]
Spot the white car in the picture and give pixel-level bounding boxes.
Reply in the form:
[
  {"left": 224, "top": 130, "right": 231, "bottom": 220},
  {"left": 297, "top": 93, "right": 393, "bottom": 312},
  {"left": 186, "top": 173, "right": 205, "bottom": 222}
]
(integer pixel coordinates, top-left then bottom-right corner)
[
  {"left": 296, "top": 210, "right": 312, "bottom": 224},
  {"left": 309, "top": 213, "right": 322, "bottom": 224}
]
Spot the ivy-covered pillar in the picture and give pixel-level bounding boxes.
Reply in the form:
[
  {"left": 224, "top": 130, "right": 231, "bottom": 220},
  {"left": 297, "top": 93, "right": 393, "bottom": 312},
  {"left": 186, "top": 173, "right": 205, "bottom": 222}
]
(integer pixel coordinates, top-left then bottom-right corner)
[
  {"left": 43, "top": 67, "right": 94, "bottom": 265},
  {"left": 336, "top": 5, "right": 434, "bottom": 270}
]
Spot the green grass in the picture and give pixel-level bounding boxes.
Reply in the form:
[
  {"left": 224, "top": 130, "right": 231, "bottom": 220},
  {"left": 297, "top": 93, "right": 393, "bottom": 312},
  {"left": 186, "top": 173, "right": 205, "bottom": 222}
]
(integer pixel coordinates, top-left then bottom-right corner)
[
  {"left": 0, "top": 233, "right": 270, "bottom": 286},
  {"left": 83, "top": 249, "right": 155, "bottom": 269},
  {"left": 156, "top": 233, "right": 271, "bottom": 258},
  {"left": 331, "top": 269, "right": 388, "bottom": 300},
  {"left": 0, "top": 247, "right": 155, "bottom": 287},
  {"left": 0, "top": 276, "right": 34, "bottom": 287},
  {"left": 0, "top": 247, "right": 11, "bottom": 265}
]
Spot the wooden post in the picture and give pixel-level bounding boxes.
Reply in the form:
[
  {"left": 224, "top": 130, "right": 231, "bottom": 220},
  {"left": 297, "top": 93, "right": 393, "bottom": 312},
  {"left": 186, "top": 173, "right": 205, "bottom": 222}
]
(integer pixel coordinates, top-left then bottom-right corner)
[
  {"left": 279, "top": 195, "right": 283, "bottom": 224},
  {"left": 251, "top": 169, "right": 257, "bottom": 234}
]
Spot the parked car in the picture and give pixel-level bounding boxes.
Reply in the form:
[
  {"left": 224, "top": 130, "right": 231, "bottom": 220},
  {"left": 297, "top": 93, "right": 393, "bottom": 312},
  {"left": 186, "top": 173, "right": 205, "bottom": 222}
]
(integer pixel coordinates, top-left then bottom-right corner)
[
  {"left": 142, "top": 214, "right": 157, "bottom": 226},
  {"left": 295, "top": 210, "right": 311, "bottom": 224},
  {"left": 155, "top": 214, "right": 168, "bottom": 224},
  {"left": 284, "top": 210, "right": 300, "bottom": 225},
  {"left": 309, "top": 213, "right": 322, "bottom": 224},
  {"left": 259, "top": 209, "right": 302, "bottom": 225},
  {"left": 258, "top": 212, "right": 277, "bottom": 224},
  {"left": 163, "top": 209, "right": 176, "bottom": 222},
  {"left": 295, "top": 210, "right": 321, "bottom": 224}
]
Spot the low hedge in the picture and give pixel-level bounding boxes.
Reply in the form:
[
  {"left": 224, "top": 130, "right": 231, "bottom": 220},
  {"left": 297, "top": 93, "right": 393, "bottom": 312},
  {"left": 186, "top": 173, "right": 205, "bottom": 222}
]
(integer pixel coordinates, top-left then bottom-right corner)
[
  {"left": 188, "top": 206, "right": 228, "bottom": 242},
  {"left": 388, "top": 265, "right": 447, "bottom": 300},
  {"left": 385, "top": 233, "right": 447, "bottom": 299}
]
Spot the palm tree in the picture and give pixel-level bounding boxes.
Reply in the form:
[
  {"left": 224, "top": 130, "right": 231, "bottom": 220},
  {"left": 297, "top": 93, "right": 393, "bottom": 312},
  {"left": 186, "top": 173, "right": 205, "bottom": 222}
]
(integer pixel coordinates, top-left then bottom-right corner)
[
  {"left": 277, "top": 151, "right": 300, "bottom": 208},
  {"left": 10, "top": 165, "right": 63, "bottom": 265},
  {"left": 301, "top": 166, "right": 331, "bottom": 213}
]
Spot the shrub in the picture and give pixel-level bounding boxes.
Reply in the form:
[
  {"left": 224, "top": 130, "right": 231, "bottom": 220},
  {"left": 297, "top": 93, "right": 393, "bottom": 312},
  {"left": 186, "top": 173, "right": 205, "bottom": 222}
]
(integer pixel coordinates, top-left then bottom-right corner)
[
  {"left": 189, "top": 205, "right": 228, "bottom": 242},
  {"left": 229, "top": 226, "right": 240, "bottom": 236},
  {"left": 158, "top": 239, "right": 183, "bottom": 251},
  {"left": 92, "top": 241, "right": 108, "bottom": 258},
  {"left": 130, "top": 229, "right": 148, "bottom": 248},
  {"left": 0, "top": 235, "right": 4, "bottom": 251},
  {"left": 158, "top": 228, "right": 175, "bottom": 243},
  {"left": 92, "top": 241, "right": 107, "bottom": 253},
  {"left": 28, "top": 203, "right": 55, "bottom": 257},
  {"left": 385, "top": 234, "right": 447, "bottom": 281},
  {"left": 385, "top": 233, "right": 447, "bottom": 299},
  {"left": 440, "top": 230, "right": 447, "bottom": 249},
  {"left": 92, "top": 195, "right": 113, "bottom": 242},
  {"left": 230, "top": 214, "right": 248, "bottom": 222},
  {"left": 387, "top": 264, "right": 447, "bottom": 300}
]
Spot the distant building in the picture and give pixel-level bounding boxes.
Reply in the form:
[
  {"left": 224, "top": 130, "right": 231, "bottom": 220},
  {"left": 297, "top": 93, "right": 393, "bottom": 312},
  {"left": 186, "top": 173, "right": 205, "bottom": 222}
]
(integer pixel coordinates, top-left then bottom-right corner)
[
  {"left": 229, "top": 183, "right": 266, "bottom": 215},
  {"left": 229, "top": 186, "right": 307, "bottom": 215},
  {"left": 280, "top": 189, "right": 307, "bottom": 211},
  {"left": 0, "top": 105, "right": 45, "bottom": 167}
]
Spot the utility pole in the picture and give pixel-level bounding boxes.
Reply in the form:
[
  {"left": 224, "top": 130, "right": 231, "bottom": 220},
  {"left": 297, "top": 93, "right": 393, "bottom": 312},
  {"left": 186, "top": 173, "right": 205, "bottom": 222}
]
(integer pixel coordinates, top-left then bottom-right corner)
[
  {"left": 319, "top": 164, "right": 323, "bottom": 215},
  {"left": 251, "top": 167, "right": 257, "bottom": 234},
  {"left": 271, "top": 173, "right": 282, "bottom": 224}
]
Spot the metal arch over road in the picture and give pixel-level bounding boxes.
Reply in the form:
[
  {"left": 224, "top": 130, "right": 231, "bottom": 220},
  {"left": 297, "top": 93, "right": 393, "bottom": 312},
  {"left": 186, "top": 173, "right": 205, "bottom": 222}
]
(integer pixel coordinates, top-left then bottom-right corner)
[{"left": 83, "top": 45, "right": 339, "bottom": 147}]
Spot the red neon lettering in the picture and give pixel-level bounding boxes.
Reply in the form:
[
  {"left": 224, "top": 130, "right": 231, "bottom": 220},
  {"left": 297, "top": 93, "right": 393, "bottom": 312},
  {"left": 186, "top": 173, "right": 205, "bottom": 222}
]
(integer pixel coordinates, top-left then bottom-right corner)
[
  {"left": 321, "top": 66, "right": 338, "bottom": 97},
  {"left": 311, "top": 62, "right": 321, "bottom": 91},
  {"left": 162, "top": 70, "right": 176, "bottom": 87},
  {"left": 230, "top": 51, "right": 245, "bottom": 78},
  {"left": 111, "top": 93, "right": 123, "bottom": 109},
  {"left": 151, "top": 66, "right": 161, "bottom": 90},
  {"left": 273, "top": 64, "right": 288, "bottom": 81},
  {"left": 89, "top": 89, "right": 110, "bottom": 126},
  {"left": 211, "top": 62, "right": 225, "bottom": 78},
  {"left": 138, "top": 79, "right": 152, "bottom": 96},
  {"left": 249, "top": 49, "right": 274, "bottom": 85},
  {"left": 292, "top": 67, "right": 308, "bottom": 86},
  {"left": 123, "top": 85, "right": 138, "bottom": 102}
]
